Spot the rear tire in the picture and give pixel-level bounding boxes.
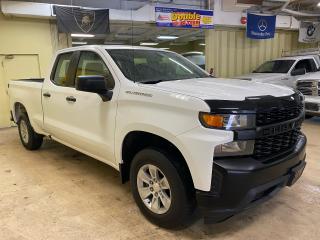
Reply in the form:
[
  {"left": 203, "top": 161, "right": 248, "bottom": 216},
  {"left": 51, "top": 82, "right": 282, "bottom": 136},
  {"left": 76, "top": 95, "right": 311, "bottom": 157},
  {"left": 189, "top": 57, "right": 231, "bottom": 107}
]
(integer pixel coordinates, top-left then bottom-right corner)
[
  {"left": 18, "top": 113, "right": 43, "bottom": 150},
  {"left": 130, "top": 148, "right": 196, "bottom": 229}
]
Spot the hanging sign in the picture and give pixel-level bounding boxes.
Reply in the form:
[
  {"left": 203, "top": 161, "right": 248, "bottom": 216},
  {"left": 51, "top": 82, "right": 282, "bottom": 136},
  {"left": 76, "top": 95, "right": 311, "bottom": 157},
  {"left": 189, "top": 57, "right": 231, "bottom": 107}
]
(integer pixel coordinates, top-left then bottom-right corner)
[
  {"left": 155, "top": 7, "right": 214, "bottom": 29},
  {"left": 299, "top": 22, "right": 320, "bottom": 43},
  {"left": 246, "top": 13, "right": 276, "bottom": 40},
  {"left": 54, "top": 6, "right": 110, "bottom": 34}
]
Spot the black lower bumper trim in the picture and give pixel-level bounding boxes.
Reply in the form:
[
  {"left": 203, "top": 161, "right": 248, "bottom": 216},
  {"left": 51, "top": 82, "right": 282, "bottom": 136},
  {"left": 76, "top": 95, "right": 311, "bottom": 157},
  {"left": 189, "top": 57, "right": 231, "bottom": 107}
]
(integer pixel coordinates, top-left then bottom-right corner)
[{"left": 196, "top": 135, "right": 307, "bottom": 224}]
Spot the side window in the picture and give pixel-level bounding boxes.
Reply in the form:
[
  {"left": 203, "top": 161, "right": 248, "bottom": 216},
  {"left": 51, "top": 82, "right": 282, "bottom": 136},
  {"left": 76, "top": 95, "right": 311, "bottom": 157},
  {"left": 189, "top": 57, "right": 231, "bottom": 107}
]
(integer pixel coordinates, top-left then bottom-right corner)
[
  {"left": 52, "top": 52, "right": 73, "bottom": 87},
  {"left": 76, "top": 51, "right": 115, "bottom": 90},
  {"left": 294, "top": 59, "right": 316, "bottom": 73}
]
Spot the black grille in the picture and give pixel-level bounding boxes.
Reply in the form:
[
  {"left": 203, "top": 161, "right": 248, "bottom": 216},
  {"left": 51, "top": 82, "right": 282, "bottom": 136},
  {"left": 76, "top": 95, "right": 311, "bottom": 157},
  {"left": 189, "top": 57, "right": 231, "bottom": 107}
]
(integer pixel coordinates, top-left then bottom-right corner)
[
  {"left": 254, "top": 129, "right": 301, "bottom": 160},
  {"left": 256, "top": 104, "right": 303, "bottom": 126}
]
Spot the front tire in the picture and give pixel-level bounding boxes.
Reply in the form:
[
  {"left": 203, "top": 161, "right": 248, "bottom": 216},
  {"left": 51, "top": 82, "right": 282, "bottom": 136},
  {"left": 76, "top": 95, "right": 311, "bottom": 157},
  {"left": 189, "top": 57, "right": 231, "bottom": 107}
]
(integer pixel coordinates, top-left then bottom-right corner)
[
  {"left": 18, "top": 113, "right": 43, "bottom": 150},
  {"left": 130, "top": 148, "right": 196, "bottom": 229}
]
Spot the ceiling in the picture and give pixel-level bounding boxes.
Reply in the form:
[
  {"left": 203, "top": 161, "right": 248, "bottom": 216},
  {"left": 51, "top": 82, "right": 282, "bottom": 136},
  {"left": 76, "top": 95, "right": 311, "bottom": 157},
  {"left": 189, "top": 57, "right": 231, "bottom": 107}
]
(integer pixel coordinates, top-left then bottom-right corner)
[{"left": 14, "top": 0, "right": 209, "bottom": 10}]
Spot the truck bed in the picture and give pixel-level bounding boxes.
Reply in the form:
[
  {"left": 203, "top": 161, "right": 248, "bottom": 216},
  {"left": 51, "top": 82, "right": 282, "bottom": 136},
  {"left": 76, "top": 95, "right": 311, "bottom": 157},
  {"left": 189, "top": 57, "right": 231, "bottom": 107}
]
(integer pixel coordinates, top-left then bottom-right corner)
[{"left": 8, "top": 78, "right": 44, "bottom": 135}]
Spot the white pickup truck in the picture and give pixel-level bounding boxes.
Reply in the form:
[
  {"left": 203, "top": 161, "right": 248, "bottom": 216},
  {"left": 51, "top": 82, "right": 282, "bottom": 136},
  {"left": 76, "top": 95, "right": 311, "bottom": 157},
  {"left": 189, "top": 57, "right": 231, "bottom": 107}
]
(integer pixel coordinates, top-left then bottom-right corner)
[
  {"left": 237, "top": 55, "right": 320, "bottom": 88},
  {"left": 8, "top": 45, "right": 307, "bottom": 228},
  {"left": 296, "top": 72, "right": 320, "bottom": 118}
]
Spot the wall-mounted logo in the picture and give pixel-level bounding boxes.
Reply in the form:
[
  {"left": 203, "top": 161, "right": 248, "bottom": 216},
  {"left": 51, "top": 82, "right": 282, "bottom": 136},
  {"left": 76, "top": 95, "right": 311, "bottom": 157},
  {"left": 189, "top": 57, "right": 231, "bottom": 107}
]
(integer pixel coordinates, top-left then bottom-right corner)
[
  {"left": 54, "top": 6, "right": 110, "bottom": 34},
  {"left": 247, "top": 13, "right": 276, "bottom": 40},
  {"left": 299, "top": 22, "right": 320, "bottom": 43},
  {"left": 307, "top": 24, "right": 316, "bottom": 37},
  {"left": 258, "top": 19, "right": 268, "bottom": 32},
  {"left": 74, "top": 10, "right": 95, "bottom": 33}
]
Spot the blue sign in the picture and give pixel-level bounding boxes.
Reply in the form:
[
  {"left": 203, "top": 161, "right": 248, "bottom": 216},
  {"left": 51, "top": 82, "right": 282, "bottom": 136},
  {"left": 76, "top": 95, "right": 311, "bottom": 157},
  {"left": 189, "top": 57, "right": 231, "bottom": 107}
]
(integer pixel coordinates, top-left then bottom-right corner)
[
  {"left": 155, "top": 7, "right": 214, "bottom": 29},
  {"left": 246, "top": 13, "right": 276, "bottom": 39}
]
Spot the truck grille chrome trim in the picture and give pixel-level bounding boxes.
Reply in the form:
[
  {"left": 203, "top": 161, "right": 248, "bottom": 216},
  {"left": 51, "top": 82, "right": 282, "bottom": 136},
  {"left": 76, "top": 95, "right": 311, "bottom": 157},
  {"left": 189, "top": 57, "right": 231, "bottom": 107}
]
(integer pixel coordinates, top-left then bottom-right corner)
[{"left": 297, "top": 80, "right": 320, "bottom": 96}]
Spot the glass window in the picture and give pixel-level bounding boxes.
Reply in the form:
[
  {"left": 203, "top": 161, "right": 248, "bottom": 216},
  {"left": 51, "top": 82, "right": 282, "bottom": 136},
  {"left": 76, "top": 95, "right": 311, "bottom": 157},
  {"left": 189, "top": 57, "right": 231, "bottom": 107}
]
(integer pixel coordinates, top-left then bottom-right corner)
[
  {"left": 52, "top": 52, "right": 73, "bottom": 87},
  {"left": 253, "top": 60, "right": 295, "bottom": 74},
  {"left": 294, "top": 59, "right": 317, "bottom": 73},
  {"left": 76, "top": 51, "right": 115, "bottom": 90},
  {"left": 106, "top": 49, "right": 208, "bottom": 83}
]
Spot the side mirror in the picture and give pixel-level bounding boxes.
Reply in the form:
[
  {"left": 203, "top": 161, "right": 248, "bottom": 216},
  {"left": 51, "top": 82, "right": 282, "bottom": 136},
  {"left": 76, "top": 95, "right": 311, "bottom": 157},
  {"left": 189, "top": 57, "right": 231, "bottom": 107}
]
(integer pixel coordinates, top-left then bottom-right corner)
[
  {"left": 291, "top": 68, "right": 306, "bottom": 76},
  {"left": 76, "top": 75, "right": 113, "bottom": 102}
]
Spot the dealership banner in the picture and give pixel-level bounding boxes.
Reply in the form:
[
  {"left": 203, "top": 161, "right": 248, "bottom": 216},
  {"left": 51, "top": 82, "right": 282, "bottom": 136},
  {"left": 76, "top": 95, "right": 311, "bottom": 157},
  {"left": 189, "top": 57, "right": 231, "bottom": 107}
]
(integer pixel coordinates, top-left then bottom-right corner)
[
  {"left": 54, "top": 6, "right": 110, "bottom": 34},
  {"left": 155, "top": 7, "right": 214, "bottom": 29},
  {"left": 299, "top": 22, "right": 320, "bottom": 43},
  {"left": 246, "top": 13, "right": 276, "bottom": 40}
]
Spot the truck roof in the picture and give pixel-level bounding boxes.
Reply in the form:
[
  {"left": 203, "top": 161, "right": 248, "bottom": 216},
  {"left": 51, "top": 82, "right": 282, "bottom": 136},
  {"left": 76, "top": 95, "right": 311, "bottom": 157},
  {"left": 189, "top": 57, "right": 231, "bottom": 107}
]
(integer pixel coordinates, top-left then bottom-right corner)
[
  {"left": 274, "top": 55, "right": 318, "bottom": 61},
  {"left": 57, "top": 45, "right": 168, "bottom": 54}
]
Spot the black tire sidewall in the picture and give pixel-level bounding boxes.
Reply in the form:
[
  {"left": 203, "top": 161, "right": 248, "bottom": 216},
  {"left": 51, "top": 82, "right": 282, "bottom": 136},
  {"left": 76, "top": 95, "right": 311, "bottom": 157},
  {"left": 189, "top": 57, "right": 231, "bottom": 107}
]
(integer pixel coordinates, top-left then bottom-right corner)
[
  {"left": 18, "top": 114, "right": 43, "bottom": 150},
  {"left": 130, "top": 148, "right": 194, "bottom": 229}
]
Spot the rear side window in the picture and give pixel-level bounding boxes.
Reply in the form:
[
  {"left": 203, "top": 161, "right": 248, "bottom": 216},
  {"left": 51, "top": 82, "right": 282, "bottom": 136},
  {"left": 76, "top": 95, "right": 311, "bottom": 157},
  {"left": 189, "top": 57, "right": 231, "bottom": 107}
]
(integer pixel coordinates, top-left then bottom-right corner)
[
  {"left": 52, "top": 52, "right": 73, "bottom": 87},
  {"left": 76, "top": 51, "right": 115, "bottom": 90}
]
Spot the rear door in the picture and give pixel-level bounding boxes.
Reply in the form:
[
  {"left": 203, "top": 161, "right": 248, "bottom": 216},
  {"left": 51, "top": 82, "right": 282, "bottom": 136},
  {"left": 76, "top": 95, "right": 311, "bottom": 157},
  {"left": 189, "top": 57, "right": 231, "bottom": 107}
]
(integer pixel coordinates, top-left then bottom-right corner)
[{"left": 42, "top": 51, "right": 78, "bottom": 142}]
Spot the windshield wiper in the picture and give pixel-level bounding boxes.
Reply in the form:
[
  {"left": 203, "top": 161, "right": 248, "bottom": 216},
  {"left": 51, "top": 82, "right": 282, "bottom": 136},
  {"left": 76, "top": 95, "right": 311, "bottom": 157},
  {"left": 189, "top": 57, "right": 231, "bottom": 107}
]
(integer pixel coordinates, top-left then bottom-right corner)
[{"left": 139, "top": 80, "right": 164, "bottom": 84}]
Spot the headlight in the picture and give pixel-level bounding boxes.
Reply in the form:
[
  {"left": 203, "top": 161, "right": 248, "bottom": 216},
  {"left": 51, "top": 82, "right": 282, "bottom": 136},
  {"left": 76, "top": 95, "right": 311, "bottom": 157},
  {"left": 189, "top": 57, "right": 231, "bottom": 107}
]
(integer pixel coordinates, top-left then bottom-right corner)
[
  {"left": 199, "top": 113, "right": 255, "bottom": 129},
  {"left": 214, "top": 140, "right": 254, "bottom": 157}
]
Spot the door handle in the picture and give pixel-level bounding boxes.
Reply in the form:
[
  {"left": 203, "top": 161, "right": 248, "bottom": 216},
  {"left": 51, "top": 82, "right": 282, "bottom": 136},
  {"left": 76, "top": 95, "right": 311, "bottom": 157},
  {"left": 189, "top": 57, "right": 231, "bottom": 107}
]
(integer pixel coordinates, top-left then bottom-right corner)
[
  {"left": 66, "top": 96, "right": 76, "bottom": 102},
  {"left": 43, "top": 92, "right": 51, "bottom": 98}
]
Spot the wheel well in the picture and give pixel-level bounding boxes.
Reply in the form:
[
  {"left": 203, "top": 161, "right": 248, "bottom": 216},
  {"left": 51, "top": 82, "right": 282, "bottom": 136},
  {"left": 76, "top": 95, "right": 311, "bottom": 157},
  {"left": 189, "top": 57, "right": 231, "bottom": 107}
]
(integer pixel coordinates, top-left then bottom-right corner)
[
  {"left": 14, "top": 102, "right": 28, "bottom": 122},
  {"left": 120, "top": 131, "right": 194, "bottom": 189}
]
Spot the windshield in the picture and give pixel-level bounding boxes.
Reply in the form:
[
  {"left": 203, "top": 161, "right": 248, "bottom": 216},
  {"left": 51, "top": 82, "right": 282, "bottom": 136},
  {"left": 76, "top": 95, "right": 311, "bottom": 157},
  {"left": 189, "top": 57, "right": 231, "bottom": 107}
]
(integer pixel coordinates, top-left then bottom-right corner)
[
  {"left": 253, "top": 60, "right": 295, "bottom": 74},
  {"left": 106, "top": 49, "right": 209, "bottom": 83}
]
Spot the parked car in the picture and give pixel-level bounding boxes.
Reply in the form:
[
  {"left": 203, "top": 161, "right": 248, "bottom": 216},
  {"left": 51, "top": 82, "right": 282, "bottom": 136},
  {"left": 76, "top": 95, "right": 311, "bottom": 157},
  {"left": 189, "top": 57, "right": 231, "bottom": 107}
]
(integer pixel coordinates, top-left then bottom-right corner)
[
  {"left": 8, "top": 45, "right": 307, "bottom": 228},
  {"left": 296, "top": 72, "right": 320, "bottom": 118},
  {"left": 237, "top": 55, "right": 320, "bottom": 88},
  {"left": 181, "top": 52, "right": 205, "bottom": 69}
]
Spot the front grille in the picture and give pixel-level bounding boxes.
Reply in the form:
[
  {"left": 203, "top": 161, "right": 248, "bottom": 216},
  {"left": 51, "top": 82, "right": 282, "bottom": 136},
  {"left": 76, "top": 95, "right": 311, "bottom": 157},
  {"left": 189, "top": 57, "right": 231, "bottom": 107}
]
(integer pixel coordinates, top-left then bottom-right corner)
[
  {"left": 297, "top": 80, "right": 320, "bottom": 96},
  {"left": 254, "top": 129, "right": 301, "bottom": 160},
  {"left": 256, "top": 104, "right": 303, "bottom": 126}
]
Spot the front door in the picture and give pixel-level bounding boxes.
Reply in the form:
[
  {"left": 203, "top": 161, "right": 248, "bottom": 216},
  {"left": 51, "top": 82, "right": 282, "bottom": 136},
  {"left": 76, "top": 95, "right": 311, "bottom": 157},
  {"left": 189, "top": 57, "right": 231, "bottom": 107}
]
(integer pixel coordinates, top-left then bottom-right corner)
[
  {"left": 42, "top": 50, "right": 118, "bottom": 165},
  {"left": 0, "top": 54, "right": 40, "bottom": 128}
]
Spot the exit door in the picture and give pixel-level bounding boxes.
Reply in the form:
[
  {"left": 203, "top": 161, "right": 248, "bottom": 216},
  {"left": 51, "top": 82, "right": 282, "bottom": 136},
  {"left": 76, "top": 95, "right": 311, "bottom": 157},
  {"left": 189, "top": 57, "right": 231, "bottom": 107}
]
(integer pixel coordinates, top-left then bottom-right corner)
[{"left": 0, "top": 54, "right": 41, "bottom": 128}]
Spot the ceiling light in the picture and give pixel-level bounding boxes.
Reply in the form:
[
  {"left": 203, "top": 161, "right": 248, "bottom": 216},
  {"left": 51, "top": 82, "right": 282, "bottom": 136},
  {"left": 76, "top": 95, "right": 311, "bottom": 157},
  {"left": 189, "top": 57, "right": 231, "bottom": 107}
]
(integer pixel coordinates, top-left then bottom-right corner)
[
  {"left": 72, "top": 41, "right": 87, "bottom": 45},
  {"left": 71, "top": 33, "right": 95, "bottom": 38},
  {"left": 199, "top": 43, "right": 206, "bottom": 46},
  {"left": 140, "top": 42, "right": 159, "bottom": 46},
  {"left": 318, "top": 2, "right": 320, "bottom": 7},
  {"left": 157, "top": 35, "right": 179, "bottom": 40}
]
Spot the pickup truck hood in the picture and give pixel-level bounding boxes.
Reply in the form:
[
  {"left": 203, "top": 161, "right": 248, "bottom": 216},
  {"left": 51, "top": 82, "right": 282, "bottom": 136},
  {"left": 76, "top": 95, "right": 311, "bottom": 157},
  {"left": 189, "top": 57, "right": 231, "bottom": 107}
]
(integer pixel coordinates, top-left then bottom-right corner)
[
  {"left": 145, "top": 78, "right": 294, "bottom": 101},
  {"left": 236, "top": 73, "right": 287, "bottom": 82}
]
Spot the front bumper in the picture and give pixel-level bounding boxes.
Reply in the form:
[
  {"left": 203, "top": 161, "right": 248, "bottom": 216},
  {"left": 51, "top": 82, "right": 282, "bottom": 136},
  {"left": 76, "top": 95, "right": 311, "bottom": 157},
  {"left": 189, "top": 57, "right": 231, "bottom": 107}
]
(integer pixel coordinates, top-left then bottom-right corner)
[{"left": 196, "top": 134, "right": 307, "bottom": 223}]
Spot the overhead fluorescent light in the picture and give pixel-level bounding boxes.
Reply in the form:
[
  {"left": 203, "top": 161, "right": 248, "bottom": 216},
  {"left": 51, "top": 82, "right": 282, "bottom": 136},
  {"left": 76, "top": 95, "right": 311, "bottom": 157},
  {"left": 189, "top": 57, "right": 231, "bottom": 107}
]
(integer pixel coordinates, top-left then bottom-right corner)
[
  {"left": 140, "top": 42, "right": 159, "bottom": 46},
  {"left": 71, "top": 33, "right": 95, "bottom": 38},
  {"left": 72, "top": 41, "right": 87, "bottom": 45},
  {"left": 157, "top": 35, "right": 179, "bottom": 40},
  {"left": 199, "top": 43, "right": 206, "bottom": 46}
]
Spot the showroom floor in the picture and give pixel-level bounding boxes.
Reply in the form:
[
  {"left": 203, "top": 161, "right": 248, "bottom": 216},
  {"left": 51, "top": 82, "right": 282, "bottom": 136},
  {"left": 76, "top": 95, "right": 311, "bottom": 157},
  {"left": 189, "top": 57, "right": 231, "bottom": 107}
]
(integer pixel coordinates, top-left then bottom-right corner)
[{"left": 0, "top": 119, "right": 319, "bottom": 240}]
